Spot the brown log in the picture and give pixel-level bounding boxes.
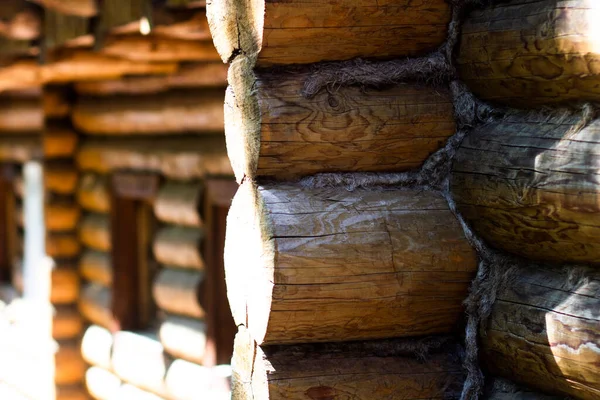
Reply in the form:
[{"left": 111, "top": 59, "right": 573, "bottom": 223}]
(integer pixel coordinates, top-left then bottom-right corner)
[
  {"left": 482, "top": 266, "right": 600, "bottom": 400},
  {"left": 226, "top": 182, "right": 477, "bottom": 345},
  {"left": 53, "top": 305, "right": 84, "bottom": 340},
  {"left": 81, "top": 325, "right": 114, "bottom": 371},
  {"left": 72, "top": 90, "right": 224, "bottom": 135},
  {"left": 111, "top": 330, "right": 170, "bottom": 397},
  {"left": 226, "top": 59, "right": 456, "bottom": 182},
  {"left": 79, "top": 213, "right": 111, "bottom": 252},
  {"left": 154, "top": 181, "right": 203, "bottom": 227},
  {"left": 165, "top": 360, "right": 231, "bottom": 400},
  {"left": 44, "top": 125, "right": 78, "bottom": 159},
  {"left": 43, "top": 86, "right": 71, "bottom": 118},
  {"left": 159, "top": 315, "right": 207, "bottom": 364},
  {"left": 45, "top": 163, "right": 78, "bottom": 194},
  {"left": 56, "top": 385, "right": 89, "bottom": 400},
  {"left": 55, "top": 340, "right": 86, "bottom": 385},
  {"left": 101, "top": 36, "right": 220, "bottom": 63},
  {"left": 0, "top": 97, "right": 42, "bottom": 132},
  {"left": 85, "top": 367, "right": 121, "bottom": 400},
  {"left": 51, "top": 266, "right": 80, "bottom": 305},
  {"left": 0, "top": 1, "right": 41, "bottom": 40},
  {"left": 80, "top": 250, "right": 112, "bottom": 287},
  {"left": 153, "top": 267, "right": 205, "bottom": 318},
  {"left": 46, "top": 232, "right": 81, "bottom": 259},
  {"left": 77, "top": 173, "right": 109, "bottom": 213},
  {"left": 32, "top": 0, "right": 97, "bottom": 17},
  {"left": 153, "top": 226, "right": 204, "bottom": 270},
  {"left": 79, "top": 283, "right": 114, "bottom": 329},
  {"left": 207, "top": 0, "right": 451, "bottom": 67},
  {"left": 0, "top": 134, "right": 41, "bottom": 162},
  {"left": 74, "top": 62, "right": 228, "bottom": 95},
  {"left": 45, "top": 200, "right": 81, "bottom": 232},
  {"left": 0, "top": 59, "right": 41, "bottom": 93},
  {"left": 451, "top": 113, "right": 600, "bottom": 264},
  {"left": 457, "top": 0, "right": 600, "bottom": 107},
  {"left": 76, "top": 136, "right": 232, "bottom": 180},
  {"left": 232, "top": 326, "right": 464, "bottom": 400}
]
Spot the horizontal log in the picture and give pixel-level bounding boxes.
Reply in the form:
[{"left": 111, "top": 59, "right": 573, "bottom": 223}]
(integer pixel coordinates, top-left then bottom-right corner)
[
  {"left": 77, "top": 173, "right": 109, "bottom": 213},
  {"left": 46, "top": 232, "right": 81, "bottom": 259},
  {"left": 111, "top": 8, "right": 211, "bottom": 41},
  {"left": 51, "top": 266, "right": 80, "bottom": 305},
  {"left": 45, "top": 163, "right": 78, "bottom": 194},
  {"left": 232, "top": 326, "right": 464, "bottom": 400},
  {"left": 226, "top": 59, "right": 456, "bottom": 181},
  {"left": 153, "top": 181, "right": 203, "bottom": 227},
  {"left": 32, "top": 0, "right": 96, "bottom": 17},
  {"left": 46, "top": 200, "right": 81, "bottom": 232},
  {"left": 0, "top": 97, "right": 42, "bottom": 132},
  {"left": 76, "top": 136, "right": 232, "bottom": 180},
  {"left": 79, "top": 283, "right": 114, "bottom": 329},
  {"left": 153, "top": 226, "right": 204, "bottom": 270},
  {"left": 482, "top": 266, "right": 600, "bottom": 400},
  {"left": 44, "top": 125, "right": 78, "bottom": 159},
  {"left": 81, "top": 325, "right": 113, "bottom": 371},
  {"left": 226, "top": 182, "right": 477, "bottom": 345},
  {"left": 207, "top": 0, "right": 451, "bottom": 66},
  {"left": 111, "top": 330, "right": 170, "bottom": 397},
  {"left": 101, "top": 36, "right": 220, "bottom": 63},
  {"left": 0, "top": 134, "right": 40, "bottom": 162},
  {"left": 72, "top": 89, "right": 224, "bottom": 135},
  {"left": 80, "top": 250, "right": 112, "bottom": 287},
  {"left": 0, "top": 1, "right": 40, "bottom": 40},
  {"left": 451, "top": 113, "right": 600, "bottom": 263},
  {"left": 153, "top": 267, "right": 205, "bottom": 318},
  {"left": 74, "top": 62, "right": 228, "bottom": 95},
  {"left": 79, "top": 213, "right": 111, "bottom": 252},
  {"left": 159, "top": 315, "right": 207, "bottom": 364},
  {"left": 43, "top": 86, "right": 71, "bottom": 118},
  {"left": 165, "top": 360, "right": 231, "bottom": 400},
  {"left": 53, "top": 305, "right": 83, "bottom": 340},
  {"left": 457, "top": 0, "right": 600, "bottom": 107},
  {"left": 56, "top": 385, "right": 89, "bottom": 400},
  {"left": 55, "top": 340, "right": 86, "bottom": 385},
  {"left": 85, "top": 367, "right": 121, "bottom": 400}
]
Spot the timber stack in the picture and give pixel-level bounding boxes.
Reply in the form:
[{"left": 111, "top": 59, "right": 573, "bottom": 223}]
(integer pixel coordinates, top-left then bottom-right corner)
[{"left": 208, "top": 0, "right": 600, "bottom": 399}]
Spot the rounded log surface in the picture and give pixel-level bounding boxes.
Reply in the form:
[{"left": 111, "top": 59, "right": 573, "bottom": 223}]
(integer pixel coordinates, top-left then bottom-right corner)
[
  {"left": 166, "top": 360, "right": 231, "bottom": 400},
  {"left": 0, "top": 135, "right": 41, "bottom": 162},
  {"left": 226, "top": 58, "right": 456, "bottom": 182},
  {"left": 153, "top": 226, "right": 204, "bottom": 270},
  {"left": 45, "top": 164, "right": 78, "bottom": 194},
  {"left": 47, "top": 233, "right": 81, "bottom": 259},
  {"left": 51, "top": 267, "right": 79, "bottom": 305},
  {"left": 159, "top": 315, "right": 207, "bottom": 364},
  {"left": 55, "top": 341, "right": 86, "bottom": 385},
  {"left": 56, "top": 385, "right": 89, "bottom": 400},
  {"left": 79, "top": 213, "right": 111, "bottom": 252},
  {"left": 153, "top": 268, "right": 205, "bottom": 318},
  {"left": 154, "top": 181, "right": 203, "bottom": 227},
  {"left": 73, "top": 90, "right": 224, "bottom": 135},
  {"left": 81, "top": 325, "right": 113, "bottom": 371},
  {"left": 482, "top": 266, "right": 600, "bottom": 400},
  {"left": 44, "top": 126, "right": 78, "bottom": 159},
  {"left": 226, "top": 182, "right": 477, "bottom": 345},
  {"left": 207, "top": 0, "right": 451, "bottom": 66},
  {"left": 0, "top": 97, "right": 42, "bottom": 132},
  {"left": 80, "top": 250, "right": 112, "bottom": 287},
  {"left": 46, "top": 201, "right": 81, "bottom": 232},
  {"left": 76, "top": 136, "right": 232, "bottom": 180},
  {"left": 53, "top": 305, "right": 84, "bottom": 340},
  {"left": 79, "top": 283, "right": 114, "bottom": 329},
  {"left": 101, "top": 36, "right": 221, "bottom": 63},
  {"left": 85, "top": 367, "right": 121, "bottom": 400},
  {"left": 457, "top": 0, "right": 600, "bottom": 107},
  {"left": 77, "top": 173, "right": 110, "bottom": 213},
  {"left": 452, "top": 112, "right": 600, "bottom": 264},
  {"left": 43, "top": 87, "right": 71, "bottom": 118}
]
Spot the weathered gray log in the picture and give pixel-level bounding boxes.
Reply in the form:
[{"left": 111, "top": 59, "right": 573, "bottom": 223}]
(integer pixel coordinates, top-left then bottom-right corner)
[
  {"left": 153, "top": 226, "right": 204, "bottom": 269},
  {"left": 79, "top": 283, "right": 114, "bottom": 329},
  {"left": 80, "top": 250, "right": 112, "bottom": 287},
  {"left": 153, "top": 180, "right": 203, "bottom": 227},
  {"left": 153, "top": 268, "right": 205, "bottom": 318},
  {"left": 452, "top": 112, "right": 600, "bottom": 264},
  {"left": 226, "top": 181, "right": 477, "bottom": 344},
  {"left": 159, "top": 315, "right": 207, "bottom": 364},
  {"left": 482, "top": 266, "right": 600, "bottom": 400}
]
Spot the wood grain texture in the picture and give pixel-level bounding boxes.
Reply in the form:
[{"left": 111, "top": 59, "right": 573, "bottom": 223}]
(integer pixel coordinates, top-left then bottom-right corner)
[
  {"left": 55, "top": 340, "right": 86, "bottom": 385},
  {"left": 458, "top": 0, "right": 600, "bottom": 107},
  {"left": 79, "top": 213, "right": 111, "bottom": 252},
  {"left": 76, "top": 136, "right": 232, "bottom": 180},
  {"left": 74, "top": 62, "right": 228, "bottom": 95},
  {"left": 154, "top": 181, "right": 203, "bottom": 227},
  {"left": 0, "top": 96, "right": 42, "bottom": 131},
  {"left": 80, "top": 250, "right": 111, "bottom": 287},
  {"left": 85, "top": 367, "right": 121, "bottom": 400},
  {"left": 153, "top": 267, "right": 205, "bottom": 318},
  {"left": 53, "top": 305, "right": 84, "bottom": 340},
  {"left": 226, "top": 58, "right": 456, "bottom": 182},
  {"left": 72, "top": 90, "right": 224, "bottom": 135},
  {"left": 46, "top": 232, "right": 81, "bottom": 259},
  {"left": 208, "top": 0, "right": 451, "bottom": 66},
  {"left": 452, "top": 113, "right": 600, "bottom": 264},
  {"left": 77, "top": 173, "right": 110, "bottom": 213},
  {"left": 159, "top": 315, "right": 207, "bottom": 365},
  {"left": 44, "top": 125, "right": 78, "bottom": 158},
  {"left": 482, "top": 266, "right": 600, "bottom": 400},
  {"left": 78, "top": 283, "right": 114, "bottom": 329},
  {"left": 226, "top": 182, "right": 477, "bottom": 345},
  {"left": 232, "top": 326, "right": 464, "bottom": 400},
  {"left": 153, "top": 226, "right": 204, "bottom": 270},
  {"left": 81, "top": 325, "right": 114, "bottom": 371}
]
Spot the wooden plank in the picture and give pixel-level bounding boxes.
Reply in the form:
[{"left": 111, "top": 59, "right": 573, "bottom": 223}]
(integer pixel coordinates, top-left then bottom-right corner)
[
  {"left": 457, "top": 0, "right": 600, "bottom": 107},
  {"left": 482, "top": 266, "right": 600, "bottom": 400},
  {"left": 73, "top": 90, "right": 224, "bottom": 135},
  {"left": 78, "top": 213, "right": 110, "bottom": 252},
  {"left": 153, "top": 267, "right": 205, "bottom": 319},
  {"left": 452, "top": 113, "right": 600, "bottom": 263},
  {"left": 226, "top": 181, "right": 477, "bottom": 345},
  {"left": 207, "top": 0, "right": 451, "bottom": 66},
  {"left": 77, "top": 173, "right": 109, "bottom": 213},
  {"left": 226, "top": 59, "right": 456, "bottom": 181},
  {"left": 153, "top": 180, "right": 203, "bottom": 227},
  {"left": 153, "top": 226, "right": 204, "bottom": 270},
  {"left": 232, "top": 326, "right": 463, "bottom": 400}
]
